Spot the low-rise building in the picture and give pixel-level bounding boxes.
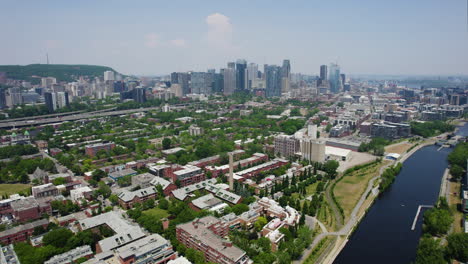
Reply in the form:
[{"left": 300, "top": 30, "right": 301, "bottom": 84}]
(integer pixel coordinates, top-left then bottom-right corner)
[
  {"left": 44, "top": 245, "right": 93, "bottom": 264},
  {"left": 189, "top": 125, "right": 204, "bottom": 136},
  {"left": 84, "top": 142, "right": 115, "bottom": 157},
  {"left": 70, "top": 186, "right": 93, "bottom": 202},
  {"left": 0, "top": 219, "right": 48, "bottom": 244},
  {"left": 78, "top": 212, "right": 145, "bottom": 253},
  {"left": 176, "top": 216, "right": 251, "bottom": 264},
  {"left": 114, "top": 234, "right": 177, "bottom": 264},
  {"left": 108, "top": 168, "right": 137, "bottom": 181},
  {"left": 32, "top": 183, "right": 60, "bottom": 198},
  {"left": 169, "top": 165, "right": 205, "bottom": 187},
  {"left": 118, "top": 186, "right": 157, "bottom": 209}
]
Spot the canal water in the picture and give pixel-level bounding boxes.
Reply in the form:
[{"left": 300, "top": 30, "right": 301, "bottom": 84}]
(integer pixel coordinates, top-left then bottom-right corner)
[{"left": 333, "top": 123, "right": 468, "bottom": 264}]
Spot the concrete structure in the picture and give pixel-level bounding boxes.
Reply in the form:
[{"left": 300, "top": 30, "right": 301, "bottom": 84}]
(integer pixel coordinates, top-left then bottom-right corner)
[
  {"left": 176, "top": 216, "right": 251, "bottom": 264},
  {"left": 300, "top": 138, "right": 326, "bottom": 162},
  {"left": 325, "top": 146, "right": 351, "bottom": 161}
]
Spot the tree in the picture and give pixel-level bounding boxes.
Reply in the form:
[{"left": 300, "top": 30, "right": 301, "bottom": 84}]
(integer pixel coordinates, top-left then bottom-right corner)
[
  {"left": 323, "top": 160, "right": 339, "bottom": 178},
  {"left": 186, "top": 248, "right": 206, "bottom": 264},
  {"left": 423, "top": 207, "right": 453, "bottom": 236},
  {"left": 162, "top": 138, "right": 171, "bottom": 150},
  {"left": 447, "top": 233, "right": 468, "bottom": 262},
  {"left": 450, "top": 165, "right": 464, "bottom": 180},
  {"left": 231, "top": 204, "right": 249, "bottom": 215},
  {"left": 109, "top": 194, "right": 118, "bottom": 205},
  {"left": 43, "top": 228, "right": 73, "bottom": 248},
  {"left": 414, "top": 237, "right": 446, "bottom": 264},
  {"left": 158, "top": 198, "right": 169, "bottom": 210},
  {"left": 254, "top": 216, "right": 268, "bottom": 231},
  {"left": 52, "top": 177, "right": 66, "bottom": 186},
  {"left": 97, "top": 181, "right": 111, "bottom": 198}
]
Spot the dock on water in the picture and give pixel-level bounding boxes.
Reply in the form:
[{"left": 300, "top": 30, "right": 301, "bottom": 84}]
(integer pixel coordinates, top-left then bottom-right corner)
[{"left": 411, "top": 205, "right": 434, "bottom": 230}]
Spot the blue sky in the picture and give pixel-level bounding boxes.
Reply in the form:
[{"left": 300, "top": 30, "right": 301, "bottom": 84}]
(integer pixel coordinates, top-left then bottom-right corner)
[{"left": 1, "top": 0, "right": 467, "bottom": 75}]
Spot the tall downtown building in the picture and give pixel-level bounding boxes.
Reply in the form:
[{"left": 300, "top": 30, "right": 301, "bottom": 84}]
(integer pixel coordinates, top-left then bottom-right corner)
[
  {"left": 247, "top": 63, "right": 258, "bottom": 90},
  {"left": 223, "top": 63, "right": 236, "bottom": 95},
  {"left": 328, "top": 63, "right": 341, "bottom": 93},
  {"left": 265, "top": 65, "right": 282, "bottom": 97},
  {"left": 281, "top": 59, "right": 291, "bottom": 93},
  {"left": 235, "top": 59, "right": 247, "bottom": 92}
]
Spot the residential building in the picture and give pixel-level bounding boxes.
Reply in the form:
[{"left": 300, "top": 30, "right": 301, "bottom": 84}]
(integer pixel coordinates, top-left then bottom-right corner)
[
  {"left": 32, "top": 183, "right": 59, "bottom": 198},
  {"left": 274, "top": 135, "right": 300, "bottom": 158},
  {"left": 114, "top": 234, "right": 177, "bottom": 264},
  {"left": 0, "top": 219, "right": 48, "bottom": 244},
  {"left": 70, "top": 186, "right": 93, "bottom": 202},
  {"left": 169, "top": 165, "right": 205, "bottom": 187},
  {"left": 117, "top": 186, "right": 157, "bottom": 209},
  {"left": 85, "top": 142, "right": 115, "bottom": 157},
  {"left": 176, "top": 216, "right": 251, "bottom": 264},
  {"left": 189, "top": 125, "right": 204, "bottom": 136},
  {"left": 78, "top": 212, "right": 145, "bottom": 253},
  {"left": 44, "top": 245, "right": 93, "bottom": 264}
]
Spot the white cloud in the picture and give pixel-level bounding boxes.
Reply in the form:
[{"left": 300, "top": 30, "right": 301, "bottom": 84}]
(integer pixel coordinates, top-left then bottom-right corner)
[
  {"left": 205, "top": 13, "right": 234, "bottom": 49},
  {"left": 144, "top": 33, "right": 160, "bottom": 48},
  {"left": 170, "top": 38, "right": 187, "bottom": 47}
]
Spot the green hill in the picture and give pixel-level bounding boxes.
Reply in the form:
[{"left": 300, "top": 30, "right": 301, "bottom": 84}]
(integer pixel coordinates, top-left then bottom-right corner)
[{"left": 0, "top": 64, "right": 121, "bottom": 84}]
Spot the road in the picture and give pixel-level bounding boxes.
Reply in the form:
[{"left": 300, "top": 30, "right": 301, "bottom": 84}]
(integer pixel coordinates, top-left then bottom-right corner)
[{"left": 0, "top": 106, "right": 164, "bottom": 129}]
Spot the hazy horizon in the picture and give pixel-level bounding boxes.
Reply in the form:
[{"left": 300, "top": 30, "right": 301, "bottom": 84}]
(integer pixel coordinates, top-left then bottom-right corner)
[{"left": 1, "top": 0, "right": 467, "bottom": 76}]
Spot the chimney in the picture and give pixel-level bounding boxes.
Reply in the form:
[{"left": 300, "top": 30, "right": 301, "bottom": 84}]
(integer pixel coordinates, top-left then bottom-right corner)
[{"left": 229, "top": 152, "right": 234, "bottom": 191}]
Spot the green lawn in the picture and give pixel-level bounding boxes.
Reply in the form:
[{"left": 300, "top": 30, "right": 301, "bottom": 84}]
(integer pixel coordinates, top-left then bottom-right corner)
[
  {"left": 0, "top": 184, "right": 31, "bottom": 197},
  {"left": 142, "top": 208, "right": 169, "bottom": 220},
  {"left": 305, "top": 182, "right": 319, "bottom": 196}
]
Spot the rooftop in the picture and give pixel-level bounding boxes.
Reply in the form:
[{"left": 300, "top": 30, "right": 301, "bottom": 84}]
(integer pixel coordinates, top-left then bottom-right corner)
[
  {"left": 78, "top": 212, "right": 145, "bottom": 252},
  {"left": 116, "top": 234, "right": 171, "bottom": 260},
  {"left": 177, "top": 216, "right": 247, "bottom": 263}
]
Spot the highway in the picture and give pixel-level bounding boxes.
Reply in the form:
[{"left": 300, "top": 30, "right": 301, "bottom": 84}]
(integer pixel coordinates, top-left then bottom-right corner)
[{"left": 0, "top": 106, "right": 163, "bottom": 129}]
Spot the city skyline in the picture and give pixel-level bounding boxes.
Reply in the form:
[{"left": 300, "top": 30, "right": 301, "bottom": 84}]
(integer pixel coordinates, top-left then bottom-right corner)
[{"left": 0, "top": 0, "right": 467, "bottom": 76}]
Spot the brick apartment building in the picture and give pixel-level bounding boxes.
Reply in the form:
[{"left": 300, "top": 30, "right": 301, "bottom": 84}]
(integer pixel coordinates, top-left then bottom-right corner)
[
  {"left": 117, "top": 186, "right": 157, "bottom": 209},
  {"left": 0, "top": 219, "right": 48, "bottom": 244},
  {"left": 176, "top": 216, "right": 251, "bottom": 264},
  {"left": 85, "top": 142, "right": 116, "bottom": 157}
]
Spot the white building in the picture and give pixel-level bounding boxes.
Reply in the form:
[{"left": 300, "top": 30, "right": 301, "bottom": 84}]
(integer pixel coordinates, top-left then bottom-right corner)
[
  {"left": 104, "top": 71, "right": 115, "bottom": 81},
  {"left": 70, "top": 186, "right": 93, "bottom": 202}
]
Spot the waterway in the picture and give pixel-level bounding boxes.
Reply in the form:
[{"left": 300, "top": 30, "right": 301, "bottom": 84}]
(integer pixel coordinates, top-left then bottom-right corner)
[{"left": 334, "top": 123, "right": 468, "bottom": 264}]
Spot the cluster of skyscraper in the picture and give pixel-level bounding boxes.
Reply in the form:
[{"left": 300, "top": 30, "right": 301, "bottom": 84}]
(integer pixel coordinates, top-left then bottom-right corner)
[
  {"left": 170, "top": 59, "right": 292, "bottom": 98},
  {"left": 318, "top": 64, "right": 348, "bottom": 94}
]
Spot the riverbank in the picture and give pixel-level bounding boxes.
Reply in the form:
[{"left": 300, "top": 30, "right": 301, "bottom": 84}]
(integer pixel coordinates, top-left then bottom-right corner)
[{"left": 314, "top": 140, "right": 434, "bottom": 264}]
